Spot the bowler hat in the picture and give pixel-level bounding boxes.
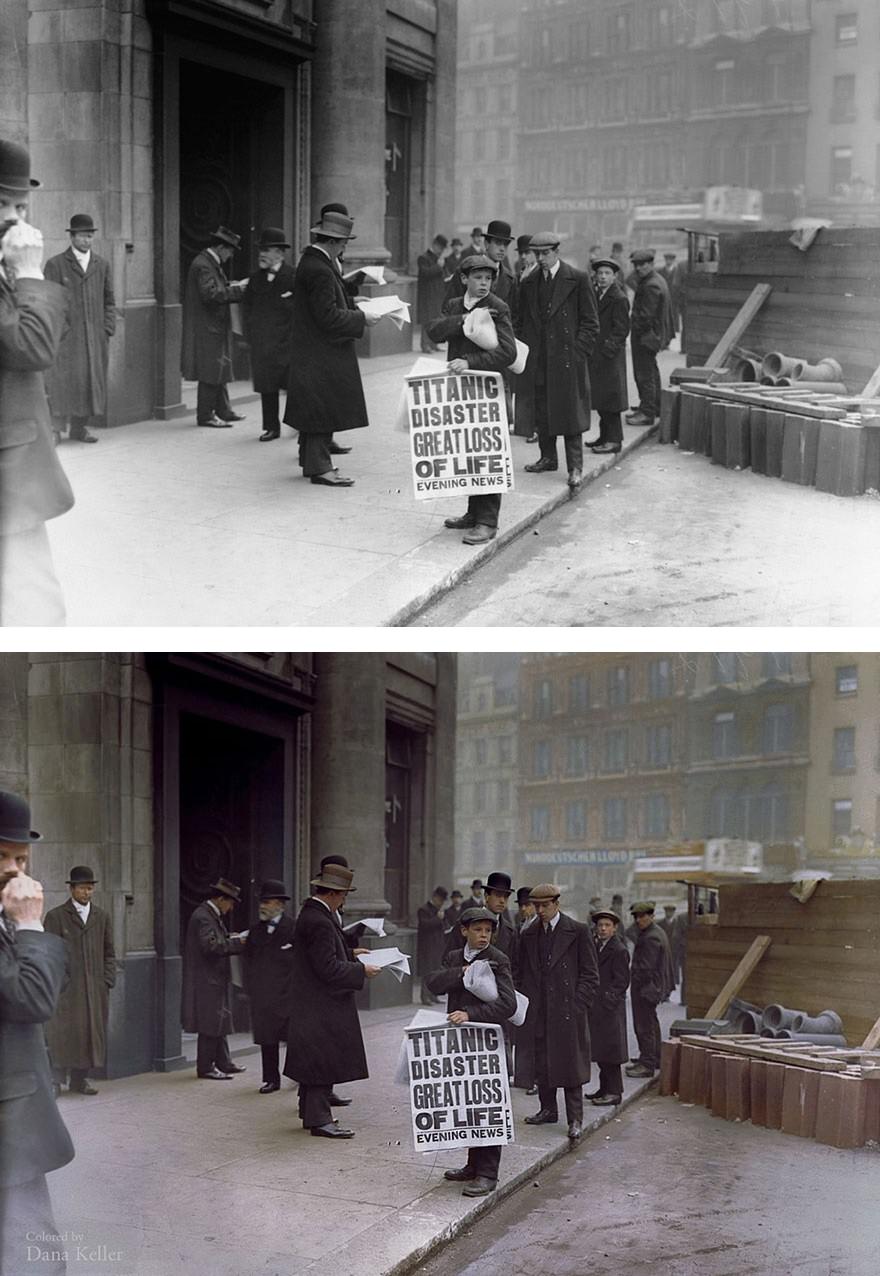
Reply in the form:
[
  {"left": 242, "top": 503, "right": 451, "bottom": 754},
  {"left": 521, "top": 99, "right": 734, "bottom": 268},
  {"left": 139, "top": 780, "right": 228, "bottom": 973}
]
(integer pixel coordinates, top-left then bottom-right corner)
[
  {"left": 459, "top": 253, "right": 496, "bottom": 275},
  {"left": 433, "top": 886, "right": 449, "bottom": 899},
  {"left": 309, "top": 210, "right": 356, "bottom": 240},
  {"left": 485, "top": 219, "right": 513, "bottom": 243},
  {"left": 0, "top": 139, "right": 41, "bottom": 193},
  {"left": 630, "top": 248, "right": 655, "bottom": 265},
  {"left": 210, "top": 226, "right": 241, "bottom": 250},
  {"left": 592, "top": 258, "right": 620, "bottom": 273},
  {"left": 258, "top": 227, "right": 290, "bottom": 249},
  {"left": 321, "top": 203, "right": 350, "bottom": 217},
  {"left": 0, "top": 790, "right": 42, "bottom": 843},
  {"left": 529, "top": 230, "right": 560, "bottom": 250},
  {"left": 516, "top": 234, "right": 534, "bottom": 253},
  {"left": 591, "top": 909, "right": 621, "bottom": 925},
  {"left": 258, "top": 878, "right": 290, "bottom": 900},
  {"left": 210, "top": 877, "right": 242, "bottom": 901},
  {"left": 516, "top": 886, "right": 533, "bottom": 905},
  {"left": 321, "top": 855, "right": 350, "bottom": 871},
  {"left": 630, "top": 900, "right": 655, "bottom": 916},
  {"left": 484, "top": 871, "right": 512, "bottom": 895},
  {"left": 471, "top": 879, "right": 483, "bottom": 889},
  {"left": 471, "top": 227, "right": 483, "bottom": 237},
  {"left": 529, "top": 883, "right": 561, "bottom": 902},
  {"left": 67, "top": 865, "right": 97, "bottom": 885},
  {"left": 67, "top": 213, "right": 96, "bottom": 234},
  {"left": 460, "top": 906, "right": 497, "bottom": 927},
  {"left": 310, "top": 864, "right": 357, "bottom": 892}
]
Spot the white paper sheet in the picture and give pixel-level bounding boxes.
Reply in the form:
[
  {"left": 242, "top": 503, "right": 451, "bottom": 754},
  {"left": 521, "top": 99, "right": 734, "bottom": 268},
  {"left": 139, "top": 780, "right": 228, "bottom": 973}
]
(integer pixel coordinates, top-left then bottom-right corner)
[
  {"left": 357, "top": 946, "right": 411, "bottom": 982},
  {"left": 356, "top": 294, "right": 411, "bottom": 329},
  {"left": 342, "top": 916, "right": 386, "bottom": 936},
  {"left": 344, "top": 265, "right": 386, "bottom": 285}
]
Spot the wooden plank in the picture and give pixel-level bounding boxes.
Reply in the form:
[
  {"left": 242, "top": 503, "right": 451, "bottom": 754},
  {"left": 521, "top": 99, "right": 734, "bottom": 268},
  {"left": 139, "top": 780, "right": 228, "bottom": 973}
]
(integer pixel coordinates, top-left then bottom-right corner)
[
  {"left": 704, "top": 935, "right": 772, "bottom": 1019},
  {"left": 861, "top": 1015, "right": 880, "bottom": 1050},
  {"left": 704, "top": 283, "right": 772, "bottom": 368}
]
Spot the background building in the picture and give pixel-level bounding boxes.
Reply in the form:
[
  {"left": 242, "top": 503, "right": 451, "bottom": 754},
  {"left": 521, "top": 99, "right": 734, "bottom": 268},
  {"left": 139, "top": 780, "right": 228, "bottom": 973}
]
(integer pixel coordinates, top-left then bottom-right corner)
[
  {"left": 0, "top": 652, "right": 456, "bottom": 1076},
  {"left": 0, "top": 0, "right": 457, "bottom": 425}
]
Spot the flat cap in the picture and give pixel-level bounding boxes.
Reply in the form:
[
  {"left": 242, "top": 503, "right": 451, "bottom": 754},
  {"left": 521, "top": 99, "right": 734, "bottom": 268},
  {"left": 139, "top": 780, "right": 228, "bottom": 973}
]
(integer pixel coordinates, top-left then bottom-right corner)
[
  {"left": 529, "top": 882, "right": 561, "bottom": 901},
  {"left": 629, "top": 248, "right": 655, "bottom": 265},
  {"left": 591, "top": 909, "right": 621, "bottom": 925},
  {"left": 591, "top": 258, "right": 620, "bottom": 273},
  {"left": 630, "top": 900, "right": 656, "bottom": 916},
  {"left": 529, "top": 230, "right": 560, "bottom": 250},
  {"left": 460, "top": 906, "right": 497, "bottom": 927},
  {"left": 459, "top": 253, "right": 496, "bottom": 274}
]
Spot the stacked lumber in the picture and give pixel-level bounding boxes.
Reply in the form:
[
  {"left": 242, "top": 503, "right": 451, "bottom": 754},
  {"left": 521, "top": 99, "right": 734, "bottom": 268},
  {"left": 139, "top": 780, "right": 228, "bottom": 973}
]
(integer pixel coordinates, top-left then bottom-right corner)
[{"left": 660, "top": 1035, "right": 880, "bottom": 1149}]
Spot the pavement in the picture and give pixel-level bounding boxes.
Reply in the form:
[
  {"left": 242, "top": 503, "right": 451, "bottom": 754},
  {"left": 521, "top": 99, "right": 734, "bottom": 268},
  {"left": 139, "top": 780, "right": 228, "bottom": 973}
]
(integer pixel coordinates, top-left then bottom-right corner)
[
  {"left": 47, "top": 337, "right": 669, "bottom": 628},
  {"left": 46, "top": 994, "right": 680, "bottom": 1276}
]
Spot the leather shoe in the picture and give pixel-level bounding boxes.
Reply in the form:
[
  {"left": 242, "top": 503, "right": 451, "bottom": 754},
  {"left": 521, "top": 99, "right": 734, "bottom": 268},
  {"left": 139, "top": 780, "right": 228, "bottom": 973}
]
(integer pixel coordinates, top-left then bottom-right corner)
[
  {"left": 526, "top": 1084, "right": 539, "bottom": 1096},
  {"left": 584, "top": 1089, "right": 602, "bottom": 1100},
  {"left": 591, "top": 1094, "right": 622, "bottom": 1106},
  {"left": 310, "top": 1123, "right": 354, "bottom": 1139},
  {"left": 525, "top": 433, "right": 538, "bottom": 444},
  {"left": 590, "top": 443, "right": 621, "bottom": 454},
  {"left": 444, "top": 1166, "right": 477, "bottom": 1182},
  {"left": 444, "top": 514, "right": 475, "bottom": 530},
  {"left": 198, "top": 415, "right": 232, "bottom": 428},
  {"left": 330, "top": 1092, "right": 352, "bottom": 1106},
  {"left": 625, "top": 412, "right": 654, "bottom": 426},
  {"left": 567, "top": 469, "right": 583, "bottom": 488},
  {"left": 524, "top": 1108, "right": 558, "bottom": 1125},
  {"left": 329, "top": 441, "right": 352, "bottom": 454},
  {"left": 71, "top": 1080, "right": 98, "bottom": 1095},
  {"left": 69, "top": 428, "right": 98, "bottom": 443},
  {"left": 567, "top": 1121, "right": 583, "bottom": 1141},
  {"left": 462, "top": 1177, "right": 496, "bottom": 1197},
  {"left": 310, "top": 469, "right": 354, "bottom": 486},
  {"left": 259, "top": 1082, "right": 280, "bottom": 1094},
  {"left": 259, "top": 429, "right": 280, "bottom": 441},
  {"left": 197, "top": 1068, "right": 232, "bottom": 1080},
  {"left": 219, "top": 411, "right": 246, "bottom": 422},
  {"left": 524, "top": 457, "right": 558, "bottom": 473},
  {"left": 224, "top": 1063, "right": 246, "bottom": 1073},
  {"left": 625, "top": 1063, "right": 655, "bottom": 1078},
  {"left": 462, "top": 524, "right": 496, "bottom": 545}
]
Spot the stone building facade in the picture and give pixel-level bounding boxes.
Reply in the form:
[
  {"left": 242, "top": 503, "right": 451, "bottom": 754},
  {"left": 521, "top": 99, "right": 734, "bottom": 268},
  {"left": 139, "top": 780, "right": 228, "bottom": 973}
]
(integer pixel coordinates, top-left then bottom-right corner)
[
  {"left": 0, "top": 0, "right": 456, "bottom": 425},
  {"left": 0, "top": 651, "right": 456, "bottom": 1076}
]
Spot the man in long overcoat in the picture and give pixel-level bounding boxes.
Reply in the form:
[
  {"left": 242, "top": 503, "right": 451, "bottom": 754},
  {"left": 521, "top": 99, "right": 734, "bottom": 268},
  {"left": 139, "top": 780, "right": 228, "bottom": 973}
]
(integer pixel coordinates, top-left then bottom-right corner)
[
  {"left": 244, "top": 878, "right": 295, "bottom": 1093},
  {"left": 44, "top": 213, "right": 115, "bottom": 443},
  {"left": 0, "top": 139, "right": 74, "bottom": 626},
  {"left": 0, "top": 790, "right": 74, "bottom": 1275},
  {"left": 586, "top": 909, "right": 630, "bottom": 1106},
  {"left": 417, "top": 234, "right": 451, "bottom": 351},
  {"left": 283, "top": 208, "right": 381, "bottom": 487},
  {"left": 515, "top": 230, "right": 598, "bottom": 489},
  {"left": 181, "top": 877, "right": 247, "bottom": 1079},
  {"left": 516, "top": 883, "right": 599, "bottom": 1141},
  {"left": 242, "top": 227, "right": 295, "bottom": 442},
  {"left": 44, "top": 865, "right": 116, "bottom": 1094},
  {"left": 417, "top": 886, "right": 448, "bottom": 1003},
  {"left": 283, "top": 863, "right": 381, "bottom": 1138},
  {"left": 626, "top": 901, "right": 675, "bottom": 1079},
  {"left": 658, "top": 251, "right": 683, "bottom": 332},
  {"left": 181, "top": 226, "right": 246, "bottom": 428},
  {"left": 587, "top": 259, "right": 630, "bottom": 456},
  {"left": 626, "top": 248, "right": 674, "bottom": 427}
]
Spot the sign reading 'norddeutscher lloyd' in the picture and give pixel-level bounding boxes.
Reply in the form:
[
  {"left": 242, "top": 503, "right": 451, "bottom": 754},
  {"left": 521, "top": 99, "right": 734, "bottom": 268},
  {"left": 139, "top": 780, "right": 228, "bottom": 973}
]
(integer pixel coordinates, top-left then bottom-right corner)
[
  {"left": 405, "top": 370, "right": 514, "bottom": 501},
  {"left": 406, "top": 1022, "right": 514, "bottom": 1150}
]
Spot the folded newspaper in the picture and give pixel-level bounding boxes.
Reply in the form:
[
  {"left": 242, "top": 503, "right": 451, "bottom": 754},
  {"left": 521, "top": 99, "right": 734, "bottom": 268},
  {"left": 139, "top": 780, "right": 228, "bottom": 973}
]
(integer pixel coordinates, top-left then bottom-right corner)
[
  {"left": 344, "top": 265, "right": 386, "bottom": 285},
  {"left": 356, "top": 946, "right": 411, "bottom": 982},
  {"left": 342, "top": 916, "right": 386, "bottom": 937},
  {"left": 356, "top": 294, "right": 411, "bottom": 329}
]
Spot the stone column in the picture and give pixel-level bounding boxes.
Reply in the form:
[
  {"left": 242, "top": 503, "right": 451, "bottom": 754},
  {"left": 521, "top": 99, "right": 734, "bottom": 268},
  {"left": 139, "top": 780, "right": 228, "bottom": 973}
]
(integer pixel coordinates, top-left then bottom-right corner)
[
  {"left": 310, "top": 653, "right": 390, "bottom": 917},
  {"left": 0, "top": 0, "right": 28, "bottom": 140},
  {"left": 310, "top": 0, "right": 390, "bottom": 265}
]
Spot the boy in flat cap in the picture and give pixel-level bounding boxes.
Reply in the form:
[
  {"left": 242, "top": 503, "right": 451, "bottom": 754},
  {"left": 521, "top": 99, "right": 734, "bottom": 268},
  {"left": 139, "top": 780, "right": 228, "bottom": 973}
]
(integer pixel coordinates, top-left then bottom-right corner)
[
  {"left": 586, "top": 910, "right": 630, "bottom": 1106},
  {"left": 425, "top": 906, "right": 516, "bottom": 1196},
  {"left": 626, "top": 901, "right": 675, "bottom": 1078},
  {"left": 626, "top": 249, "right": 674, "bottom": 427},
  {"left": 587, "top": 258, "right": 630, "bottom": 455}
]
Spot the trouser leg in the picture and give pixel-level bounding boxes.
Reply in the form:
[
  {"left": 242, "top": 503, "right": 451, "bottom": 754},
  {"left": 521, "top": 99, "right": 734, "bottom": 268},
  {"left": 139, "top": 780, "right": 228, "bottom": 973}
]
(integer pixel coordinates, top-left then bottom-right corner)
[
  {"left": 0, "top": 526, "right": 66, "bottom": 627},
  {"left": 631, "top": 992, "right": 661, "bottom": 1070},
  {"left": 261, "top": 1044, "right": 280, "bottom": 1086},
  {"left": 69, "top": 1068, "right": 89, "bottom": 1090},
  {"left": 299, "top": 1083, "right": 333, "bottom": 1128},
  {"left": 196, "top": 1034, "right": 220, "bottom": 1075},
  {"left": 299, "top": 432, "right": 334, "bottom": 478},
  {"left": 535, "top": 1036, "right": 558, "bottom": 1116},
  {"left": 632, "top": 346, "right": 660, "bottom": 419},
  {"left": 260, "top": 392, "right": 280, "bottom": 431},
  {"left": 466, "top": 493, "right": 502, "bottom": 529},
  {"left": 563, "top": 434, "right": 583, "bottom": 473},
  {"left": 599, "top": 411, "right": 623, "bottom": 445},
  {"left": 534, "top": 392, "right": 558, "bottom": 464},
  {"left": 196, "top": 382, "right": 219, "bottom": 422},
  {"left": 467, "top": 1144, "right": 502, "bottom": 1183},
  {"left": 563, "top": 1085, "right": 583, "bottom": 1125},
  {"left": 214, "top": 1036, "right": 234, "bottom": 1073},
  {"left": 599, "top": 1062, "right": 622, "bottom": 1097},
  {"left": 68, "top": 415, "right": 91, "bottom": 439},
  {"left": 215, "top": 384, "right": 233, "bottom": 419}
]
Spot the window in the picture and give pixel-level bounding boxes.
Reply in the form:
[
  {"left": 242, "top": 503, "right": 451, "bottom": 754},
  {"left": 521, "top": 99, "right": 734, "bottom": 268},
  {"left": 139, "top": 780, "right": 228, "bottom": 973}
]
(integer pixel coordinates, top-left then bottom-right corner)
[
  {"left": 498, "top": 736, "right": 513, "bottom": 765},
  {"left": 569, "top": 673, "right": 590, "bottom": 713},
  {"left": 711, "top": 787, "right": 741, "bottom": 838},
  {"left": 530, "top": 804, "right": 550, "bottom": 840},
  {"left": 533, "top": 739, "right": 552, "bottom": 778},
  {"left": 644, "top": 793, "right": 670, "bottom": 838},
  {"left": 712, "top": 653, "right": 738, "bottom": 684},
  {"left": 604, "top": 728, "right": 628, "bottom": 772},
  {"left": 645, "top": 723, "right": 672, "bottom": 767},
  {"left": 566, "top": 735, "right": 589, "bottom": 776},
  {"left": 497, "top": 779, "right": 511, "bottom": 811},
  {"left": 757, "top": 783, "right": 789, "bottom": 841},
  {"left": 603, "top": 797, "right": 627, "bottom": 841},
  {"left": 535, "top": 678, "right": 554, "bottom": 718},
  {"left": 474, "top": 781, "right": 487, "bottom": 812},
  {"left": 831, "top": 147, "right": 853, "bottom": 192},
  {"left": 494, "top": 828, "right": 511, "bottom": 856},
  {"left": 832, "top": 75, "right": 857, "bottom": 123},
  {"left": 762, "top": 653, "right": 792, "bottom": 678},
  {"left": 648, "top": 658, "right": 672, "bottom": 700},
  {"left": 835, "top": 13, "right": 857, "bottom": 44},
  {"left": 762, "top": 703, "right": 793, "bottom": 754},
  {"left": 833, "top": 726, "right": 856, "bottom": 772},
  {"left": 836, "top": 665, "right": 858, "bottom": 695},
  {"left": 608, "top": 665, "right": 630, "bottom": 706},
  {"left": 474, "top": 738, "right": 488, "bottom": 766},
  {"left": 832, "top": 798, "right": 853, "bottom": 838},
  {"left": 712, "top": 712, "right": 737, "bottom": 759},
  {"left": 565, "top": 800, "right": 587, "bottom": 840}
]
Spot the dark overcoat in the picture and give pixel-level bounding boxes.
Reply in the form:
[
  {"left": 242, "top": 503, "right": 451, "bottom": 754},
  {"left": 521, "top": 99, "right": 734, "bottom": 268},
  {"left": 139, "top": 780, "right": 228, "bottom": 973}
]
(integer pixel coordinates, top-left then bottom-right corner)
[
  {"left": 417, "top": 900, "right": 448, "bottom": 976},
  {"left": 587, "top": 933, "right": 630, "bottom": 1064},
  {"left": 43, "top": 898, "right": 116, "bottom": 1069},
  {"left": 283, "top": 897, "right": 368, "bottom": 1086},
  {"left": 515, "top": 912, "right": 599, "bottom": 1088},
  {"left": 424, "top": 943, "right": 516, "bottom": 1023},
  {"left": 243, "top": 912, "right": 296, "bottom": 1044},
  {"left": 241, "top": 261, "right": 296, "bottom": 392},
  {"left": 283, "top": 245, "right": 368, "bottom": 435},
  {"left": 630, "top": 921, "right": 676, "bottom": 1005},
  {"left": 416, "top": 248, "right": 448, "bottom": 324},
  {"left": 425, "top": 292, "right": 516, "bottom": 373},
  {"left": 0, "top": 276, "right": 74, "bottom": 536},
  {"left": 630, "top": 270, "right": 675, "bottom": 353},
  {"left": 180, "top": 901, "right": 244, "bottom": 1036},
  {"left": 588, "top": 280, "right": 630, "bottom": 413},
  {"left": 0, "top": 926, "right": 75, "bottom": 1187},
  {"left": 489, "top": 911, "right": 518, "bottom": 963},
  {"left": 180, "top": 249, "right": 243, "bottom": 384},
  {"left": 43, "top": 247, "right": 115, "bottom": 415},
  {"left": 514, "top": 262, "right": 599, "bottom": 436}
]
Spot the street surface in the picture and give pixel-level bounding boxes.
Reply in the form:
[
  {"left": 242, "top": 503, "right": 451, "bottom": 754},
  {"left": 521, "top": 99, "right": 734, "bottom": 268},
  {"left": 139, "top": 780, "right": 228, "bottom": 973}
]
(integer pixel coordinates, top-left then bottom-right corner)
[
  {"left": 411, "top": 437, "right": 880, "bottom": 626},
  {"left": 415, "top": 1090, "right": 880, "bottom": 1276}
]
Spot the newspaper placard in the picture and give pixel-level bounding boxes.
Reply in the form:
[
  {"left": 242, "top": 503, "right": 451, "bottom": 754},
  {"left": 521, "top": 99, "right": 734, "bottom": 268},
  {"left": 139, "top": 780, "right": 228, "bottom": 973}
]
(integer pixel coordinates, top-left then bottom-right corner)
[
  {"left": 405, "top": 369, "right": 514, "bottom": 500},
  {"left": 405, "top": 1021, "right": 514, "bottom": 1151}
]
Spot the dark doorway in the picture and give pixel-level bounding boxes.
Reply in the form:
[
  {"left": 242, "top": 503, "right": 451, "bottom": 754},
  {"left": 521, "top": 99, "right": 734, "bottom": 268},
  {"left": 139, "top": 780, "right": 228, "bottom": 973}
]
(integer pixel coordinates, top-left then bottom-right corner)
[
  {"left": 385, "top": 72, "right": 413, "bottom": 269},
  {"left": 385, "top": 723, "right": 416, "bottom": 920}
]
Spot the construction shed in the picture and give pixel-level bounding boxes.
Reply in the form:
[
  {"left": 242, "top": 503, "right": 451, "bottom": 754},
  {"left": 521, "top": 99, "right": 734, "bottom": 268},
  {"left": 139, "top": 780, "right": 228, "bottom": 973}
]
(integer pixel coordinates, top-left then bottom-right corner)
[
  {"left": 683, "top": 228, "right": 880, "bottom": 392},
  {"left": 685, "top": 879, "right": 880, "bottom": 1046}
]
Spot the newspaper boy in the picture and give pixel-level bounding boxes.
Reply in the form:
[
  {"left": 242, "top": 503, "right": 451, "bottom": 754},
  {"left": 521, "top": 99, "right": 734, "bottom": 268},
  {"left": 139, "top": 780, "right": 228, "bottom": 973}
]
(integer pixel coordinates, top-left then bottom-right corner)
[{"left": 424, "top": 906, "right": 516, "bottom": 1196}]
